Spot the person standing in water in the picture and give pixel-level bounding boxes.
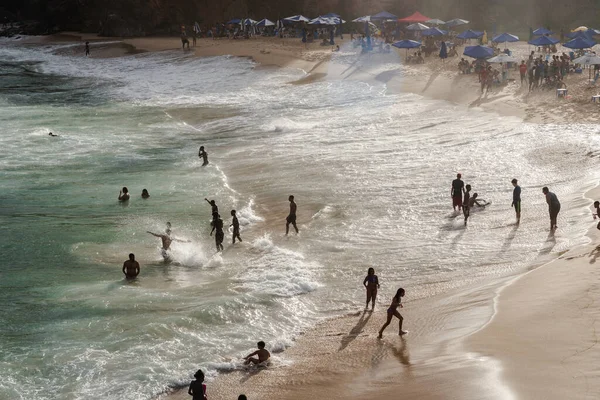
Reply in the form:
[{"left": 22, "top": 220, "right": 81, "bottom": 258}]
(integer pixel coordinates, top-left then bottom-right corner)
[
  {"left": 122, "top": 253, "right": 140, "bottom": 279},
  {"left": 188, "top": 369, "right": 207, "bottom": 400},
  {"left": 210, "top": 213, "right": 224, "bottom": 251},
  {"left": 198, "top": 146, "right": 209, "bottom": 166},
  {"left": 463, "top": 184, "right": 472, "bottom": 226},
  {"left": 148, "top": 222, "right": 189, "bottom": 260},
  {"left": 378, "top": 288, "right": 407, "bottom": 338},
  {"left": 118, "top": 187, "right": 130, "bottom": 202},
  {"left": 285, "top": 195, "right": 299, "bottom": 235},
  {"left": 511, "top": 179, "right": 521, "bottom": 225},
  {"left": 205, "top": 198, "right": 218, "bottom": 215},
  {"left": 451, "top": 173, "right": 465, "bottom": 211},
  {"left": 85, "top": 41, "right": 90, "bottom": 56},
  {"left": 363, "top": 267, "right": 379, "bottom": 310},
  {"left": 141, "top": 189, "right": 150, "bottom": 199},
  {"left": 543, "top": 187, "right": 560, "bottom": 232},
  {"left": 230, "top": 210, "right": 242, "bottom": 243}
]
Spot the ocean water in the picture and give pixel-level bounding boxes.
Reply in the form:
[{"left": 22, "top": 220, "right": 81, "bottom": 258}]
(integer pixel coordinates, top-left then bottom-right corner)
[{"left": 1, "top": 39, "right": 599, "bottom": 400}]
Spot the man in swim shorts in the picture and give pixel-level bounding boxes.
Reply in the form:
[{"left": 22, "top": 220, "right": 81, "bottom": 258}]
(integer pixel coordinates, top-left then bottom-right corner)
[
  {"left": 285, "top": 195, "right": 299, "bottom": 235},
  {"left": 511, "top": 178, "right": 521, "bottom": 224},
  {"left": 122, "top": 253, "right": 140, "bottom": 279},
  {"left": 230, "top": 210, "right": 242, "bottom": 243},
  {"left": 210, "top": 213, "right": 224, "bottom": 251},
  {"left": 543, "top": 187, "right": 560, "bottom": 231},
  {"left": 244, "top": 341, "right": 270, "bottom": 365},
  {"left": 451, "top": 173, "right": 464, "bottom": 211},
  {"left": 205, "top": 198, "right": 218, "bottom": 215},
  {"left": 148, "top": 222, "right": 188, "bottom": 260}
]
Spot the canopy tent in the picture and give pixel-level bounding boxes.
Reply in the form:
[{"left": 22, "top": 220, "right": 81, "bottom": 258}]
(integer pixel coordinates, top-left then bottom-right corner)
[
  {"left": 463, "top": 45, "right": 493, "bottom": 59},
  {"left": 398, "top": 12, "right": 431, "bottom": 23},
  {"left": 563, "top": 37, "right": 596, "bottom": 49},
  {"left": 406, "top": 23, "right": 430, "bottom": 31},
  {"left": 445, "top": 18, "right": 469, "bottom": 28},
  {"left": 528, "top": 36, "right": 559, "bottom": 46},
  {"left": 283, "top": 15, "right": 310, "bottom": 23},
  {"left": 256, "top": 19, "right": 275, "bottom": 27},
  {"left": 353, "top": 16, "right": 370, "bottom": 23},
  {"left": 456, "top": 29, "right": 483, "bottom": 39},
  {"left": 226, "top": 18, "right": 241, "bottom": 25},
  {"left": 422, "top": 27, "right": 447, "bottom": 36},
  {"left": 487, "top": 54, "right": 518, "bottom": 63},
  {"left": 371, "top": 11, "right": 398, "bottom": 20},
  {"left": 492, "top": 33, "right": 519, "bottom": 43},
  {"left": 532, "top": 27, "right": 553, "bottom": 36},
  {"left": 426, "top": 19, "right": 446, "bottom": 26},
  {"left": 308, "top": 16, "right": 345, "bottom": 26}
]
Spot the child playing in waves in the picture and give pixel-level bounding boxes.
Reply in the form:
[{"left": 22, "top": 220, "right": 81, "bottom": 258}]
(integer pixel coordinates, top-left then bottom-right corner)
[
  {"left": 244, "top": 341, "right": 270, "bottom": 366},
  {"left": 378, "top": 288, "right": 407, "bottom": 338},
  {"left": 363, "top": 267, "right": 379, "bottom": 310},
  {"left": 188, "top": 369, "right": 207, "bottom": 400}
]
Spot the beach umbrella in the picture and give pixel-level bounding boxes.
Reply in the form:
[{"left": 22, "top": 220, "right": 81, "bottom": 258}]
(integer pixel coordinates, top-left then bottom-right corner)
[
  {"left": 528, "top": 36, "right": 559, "bottom": 46},
  {"left": 392, "top": 39, "right": 422, "bottom": 57},
  {"left": 244, "top": 19, "right": 257, "bottom": 26},
  {"left": 371, "top": 11, "right": 398, "bottom": 20},
  {"left": 456, "top": 29, "right": 483, "bottom": 39},
  {"left": 398, "top": 12, "right": 431, "bottom": 23},
  {"left": 532, "top": 27, "right": 553, "bottom": 36},
  {"left": 284, "top": 15, "right": 310, "bottom": 23},
  {"left": 406, "top": 23, "right": 430, "bottom": 31},
  {"left": 439, "top": 41, "right": 448, "bottom": 60},
  {"left": 463, "top": 45, "right": 493, "bottom": 59},
  {"left": 445, "top": 18, "right": 469, "bottom": 28},
  {"left": 563, "top": 37, "right": 596, "bottom": 49},
  {"left": 226, "top": 18, "right": 241, "bottom": 25},
  {"left": 573, "top": 26, "right": 588, "bottom": 32},
  {"left": 256, "top": 19, "right": 275, "bottom": 27},
  {"left": 422, "top": 27, "right": 447, "bottom": 36},
  {"left": 566, "top": 30, "right": 594, "bottom": 40},
  {"left": 492, "top": 33, "right": 519, "bottom": 43},
  {"left": 573, "top": 54, "right": 600, "bottom": 79},
  {"left": 487, "top": 54, "right": 518, "bottom": 63},
  {"left": 426, "top": 19, "right": 446, "bottom": 26},
  {"left": 353, "top": 16, "right": 370, "bottom": 23}
]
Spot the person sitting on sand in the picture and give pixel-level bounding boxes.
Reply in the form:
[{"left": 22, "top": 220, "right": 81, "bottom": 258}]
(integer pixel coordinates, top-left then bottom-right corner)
[
  {"left": 188, "top": 369, "right": 207, "bottom": 400},
  {"left": 244, "top": 341, "right": 270, "bottom": 365},
  {"left": 378, "top": 288, "right": 407, "bottom": 338},
  {"left": 363, "top": 267, "right": 380, "bottom": 310},
  {"left": 118, "top": 187, "right": 130, "bottom": 202},
  {"left": 142, "top": 189, "right": 150, "bottom": 199},
  {"left": 122, "top": 253, "right": 140, "bottom": 279}
]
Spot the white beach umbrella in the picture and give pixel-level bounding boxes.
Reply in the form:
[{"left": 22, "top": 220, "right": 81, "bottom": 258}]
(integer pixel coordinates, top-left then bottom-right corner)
[
  {"left": 426, "top": 19, "right": 445, "bottom": 26},
  {"left": 353, "top": 16, "right": 371, "bottom": 23},
  {"left": 406, "top": 23, "right": 430, "bottom": 31},
  {"left": 573, "top": 54, "right": 600, "bottom": 65},
  {"left": 487, "top": 54, "right": 518, "bottom": 63}
]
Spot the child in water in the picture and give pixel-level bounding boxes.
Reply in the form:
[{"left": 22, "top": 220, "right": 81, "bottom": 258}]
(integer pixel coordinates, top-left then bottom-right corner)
[
  {"left": 378, "top": 288, "right": 407, "bottom": 338},
  {"left": 363, "top": 267, "right": 379, "bottom": 310},
  {"left": 188, "top": 369, "right": 207, "bottom": 400},
  {"left": 244, "top": 341, "right": 270, "bottom": 365}
]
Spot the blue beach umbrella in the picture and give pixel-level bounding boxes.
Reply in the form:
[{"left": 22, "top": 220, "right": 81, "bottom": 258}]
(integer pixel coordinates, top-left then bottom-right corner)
[
  {"left": 532, "top": 27, "right": 553, "bottom": 36},
  {"left": 463, "top": 45, "right": 493, "bottom": 59},
  {"left": 322, "top": 13, "right": 341, "bottom": 18},
  {"left": 528, "top": 36, "right": 559, "bottom": 46},
  {"left": 422, "top": 27, "right": 447, "bottom": 36},
  {"left": 226, "top": 18, "right": 241, "bottom": 25},
  {"left": 284, "top": 15, "right": 310, "bottom": 23},
  {"left": 256, "top": 19, "right": 275, "bottom": 27},
  {"left": 439, "top": 41, "right": 448, "bottom": 59},
  {"left": 492, "top": 33, "right": 519, "bottom": 43},
  {"left": 392, "top": 39, "right": 422, "bottom": 57},
  {"left": 563, "top": 37, "right": 596, "bottom": 49},
  {"left": 457, "top": 29, "right": 483, "bottom": 39},
  {"left": 371, "top": 11, "right": 398, "bottom": 20},
  {"left": 566, "top": 30, "right": 594, "bottom": 40}
]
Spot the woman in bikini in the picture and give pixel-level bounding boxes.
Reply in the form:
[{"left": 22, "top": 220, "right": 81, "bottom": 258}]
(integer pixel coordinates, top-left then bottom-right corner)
[
  {"left": 363, "top": 268, "right": 380, "bottom": 310},
  {"left": 378, "top": 288, "right": 407, "bottom": 338}
]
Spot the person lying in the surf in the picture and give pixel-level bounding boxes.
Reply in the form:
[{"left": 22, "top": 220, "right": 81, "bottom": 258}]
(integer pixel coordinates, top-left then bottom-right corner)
[{"left": 243, "top": 341, "right": 270, "bottom": 365}]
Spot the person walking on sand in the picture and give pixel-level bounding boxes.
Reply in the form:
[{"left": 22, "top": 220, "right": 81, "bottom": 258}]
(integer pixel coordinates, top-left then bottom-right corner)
[
  {"left": 210, "top": 213, "right": 224, "bottom": 251},
  {"left": 205, "top": 198, "right": 218, "bottom": 215},
  {"left": 378, "top": 288, "right": 407, "bottom": 338},
  {"left": 230, "top": 210, "right": 242, "bottom": 244},
  {"left": 244, "top": 341, "right": 271, "bottom": 365},
  {"left": 363, "top": 267, "right": 379, "bottom": 310},
  {"left": 122, "top": 253, "right": 140, "bottom": 279},
  {"left": 543, "top": 187, "right": 560, "bottom": 232},
  {"left": 451, "top": 173, "right": 465, "bottom": 211},
  {"left": 511, "top": 179, "right": 521, "bottom": 224},
  {"left": 85, "top": 41, "right": 90, "bottom": 57},
  {"left": 285, "top": 195, "right": 299, "bottom": 235},
  {"left": 198, "top": 146, "right": 209, "bottom": 166},
  {"left": 463, "top": 184, "right": 472, "bottom": 226},
  {"left": 118, "top": 187, "right": 130, "bottom": 202},
  {"left": 188, "top": 369, "right": 207, "bottom": 400}
]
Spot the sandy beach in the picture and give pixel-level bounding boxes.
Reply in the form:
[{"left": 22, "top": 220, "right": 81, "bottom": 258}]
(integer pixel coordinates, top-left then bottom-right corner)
[{"left": 17, "top": 32, "right": 600, "bottom": 400}]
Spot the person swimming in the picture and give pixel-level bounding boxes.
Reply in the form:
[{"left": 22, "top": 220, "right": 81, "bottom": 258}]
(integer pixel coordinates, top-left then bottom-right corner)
[
  {"left": 198, "top": 146, "right": 209, "bottom": 166},
  {"left": 142, "top": 189, "right": 150, "bottom": 199},
  {"left": 118, "top": 187, "right": 130, "bottom": 202},
  {"left": 378, "top": 288, "right": 407, "bottom": 338},
  {"left": 363, "top": 267, "right": 379, "bottom": 310},
  {"left": 244, "top": 341, "right": 270, "bottom": 365},
  {"left": 122, "top": 253, "right": 140, "bottom": 279},
  {"left": 48, "top": 132, "right": 58, "bottom": 137},
  {"left": 147, "top": 222, "right": 189, "bottom": 260}
]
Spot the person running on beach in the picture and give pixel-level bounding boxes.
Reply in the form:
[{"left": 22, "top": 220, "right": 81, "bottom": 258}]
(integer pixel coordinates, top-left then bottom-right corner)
[
  {"left": 122, "top": 253, "right": 140, "bottom": 279},
  {"left": 230, "top": 210, "right": 242, "bottom": 243},
  {"left": 148, "top": 222, "right": 189, "bottom": 260},
  {"left": 519, "top": 61, "right": 527, "bottom": 85},
  {"left": 378, "top": 288, "right": 407, "bottom": 338},
  {"left": 543, "top": 187, "right": 560, "bottom": 232},
  {"left": 85, "top": 41, "right": 90, "bottom": 56},
  {"left": 285, "top": 195, "right": 299, "bottom": 235},
  {"left": 205, "top": 198, "right": 218, "bottom": 215},
  {"left": 511, "top": 179, "right": 521, "bottom": 224},
  {"left": 118, "top": 187, "right": 130, "bottom": 202},
  {"left": 198, "top": 146, "right": 209, "bottom": 166},
  {"left": 363, "top": 267, "right": 380, "bottom": 310},
  {"left": 188, "top": 369, "right": 207, "bottom": 400},
  {"left": 463, "top": 184, "right": 472, "bottom": 226},
  {"left": 451, "top": 174, "right": 465, "bottom": 211},
  {"left": 142, "top": 189, "right": 150, "bottom": 199},
  {"left": 210, "top": 213, "right": 224, "bottom": 251},
  {"left": 244, "top": 341, "right": 271, "bottom": 365}
]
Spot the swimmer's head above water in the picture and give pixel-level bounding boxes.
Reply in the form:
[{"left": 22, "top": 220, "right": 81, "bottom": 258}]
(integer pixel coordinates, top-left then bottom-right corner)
[{"left": 122, "top": 187, "right": 128, "bottom": 194}]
